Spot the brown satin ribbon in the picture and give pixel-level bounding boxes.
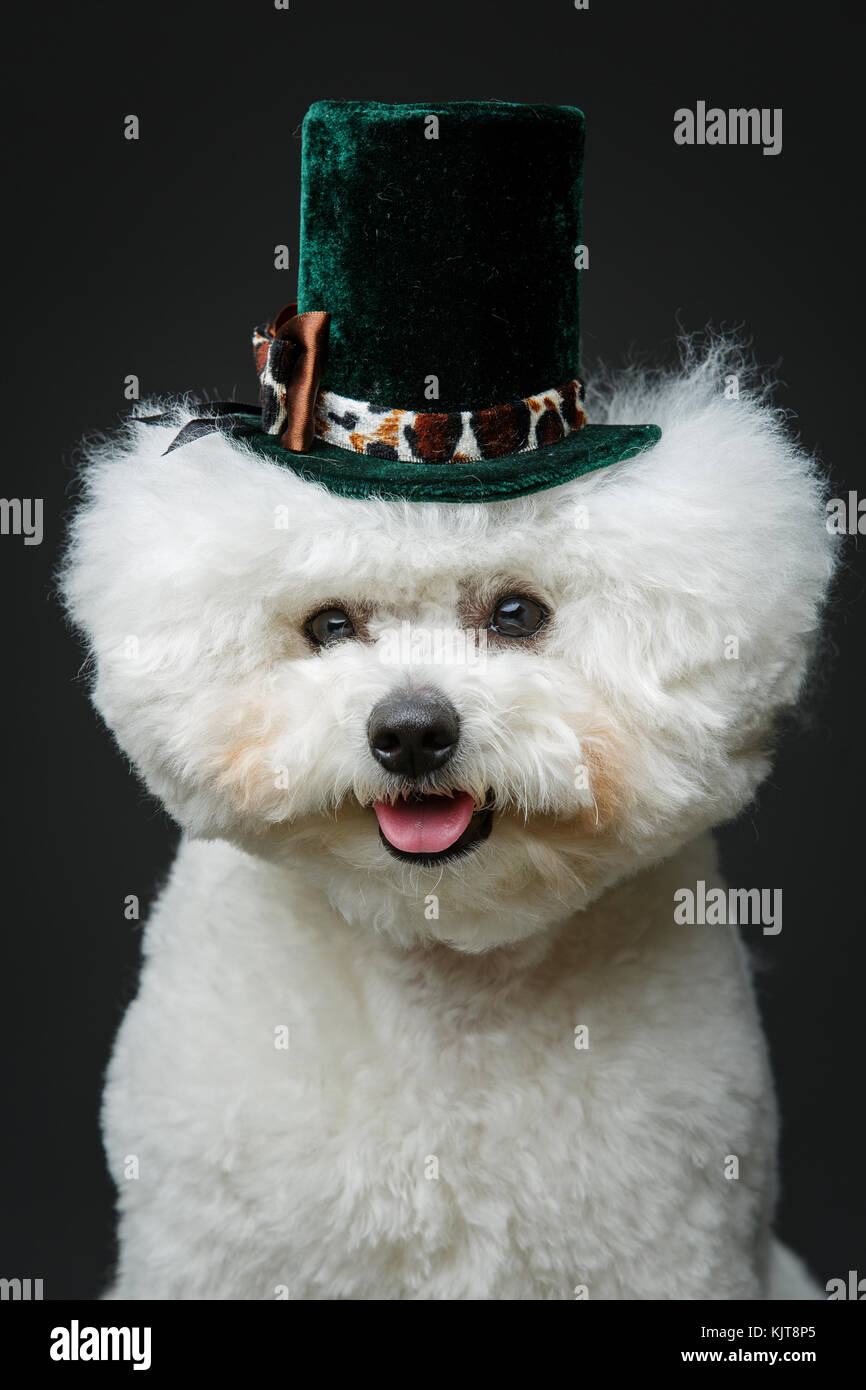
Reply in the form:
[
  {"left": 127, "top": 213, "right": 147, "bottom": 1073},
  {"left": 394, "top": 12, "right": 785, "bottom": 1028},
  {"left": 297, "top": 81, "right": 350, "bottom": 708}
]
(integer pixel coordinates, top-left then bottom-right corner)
[{"left": 270, "top": 302, "right": 331, "bottom": 452}]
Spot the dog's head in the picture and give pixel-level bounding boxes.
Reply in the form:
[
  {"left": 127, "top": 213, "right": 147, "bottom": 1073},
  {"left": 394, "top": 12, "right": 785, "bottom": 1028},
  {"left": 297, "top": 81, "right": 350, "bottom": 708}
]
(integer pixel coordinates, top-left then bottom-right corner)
[{"left": 63, "top": 347, "right": 835, "bottom": 950}]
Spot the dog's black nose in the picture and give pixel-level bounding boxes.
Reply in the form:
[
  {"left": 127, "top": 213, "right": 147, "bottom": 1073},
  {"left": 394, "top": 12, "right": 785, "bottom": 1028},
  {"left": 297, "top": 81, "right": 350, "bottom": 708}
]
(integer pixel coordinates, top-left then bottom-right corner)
[{"left": 367, "top": 691, "right": 460, "bottom": 778}]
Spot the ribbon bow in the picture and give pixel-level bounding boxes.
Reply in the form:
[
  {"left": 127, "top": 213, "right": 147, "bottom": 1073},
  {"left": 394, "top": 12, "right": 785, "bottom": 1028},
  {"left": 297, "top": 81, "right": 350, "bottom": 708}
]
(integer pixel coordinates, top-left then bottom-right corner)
[
  {"left": 253, "top": 302, "right": 331, "bottom": 452},
  {"left": 139, "top": 303, "right": 330, "bottom": 456}
]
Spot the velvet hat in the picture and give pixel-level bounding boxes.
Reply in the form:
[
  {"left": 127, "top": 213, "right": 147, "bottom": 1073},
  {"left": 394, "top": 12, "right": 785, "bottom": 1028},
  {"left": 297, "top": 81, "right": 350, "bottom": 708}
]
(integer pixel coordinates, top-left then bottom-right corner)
[{"left": 156, "top": 100, "right": 661, "bottom": 502}]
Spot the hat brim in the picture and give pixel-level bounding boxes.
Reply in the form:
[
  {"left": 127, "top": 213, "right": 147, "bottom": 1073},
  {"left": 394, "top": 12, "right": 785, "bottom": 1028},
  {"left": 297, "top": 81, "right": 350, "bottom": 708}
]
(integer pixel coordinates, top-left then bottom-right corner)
[{"left": 231, "top": 416, "right": 662, "bottom": 502}]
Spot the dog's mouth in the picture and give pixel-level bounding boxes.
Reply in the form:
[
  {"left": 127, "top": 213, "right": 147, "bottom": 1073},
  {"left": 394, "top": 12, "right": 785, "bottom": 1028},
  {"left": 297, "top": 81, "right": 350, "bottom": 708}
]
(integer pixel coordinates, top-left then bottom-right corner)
[{"left": 372, "top": 791, "right": 494, "bottom": 865}]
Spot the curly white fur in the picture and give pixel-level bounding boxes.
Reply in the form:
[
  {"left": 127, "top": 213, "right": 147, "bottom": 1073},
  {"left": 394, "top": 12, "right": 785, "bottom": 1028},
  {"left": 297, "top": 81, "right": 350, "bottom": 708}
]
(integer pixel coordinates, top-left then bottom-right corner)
[{"left": 62, "top": 342, "right": 835, "bottom": 1299}]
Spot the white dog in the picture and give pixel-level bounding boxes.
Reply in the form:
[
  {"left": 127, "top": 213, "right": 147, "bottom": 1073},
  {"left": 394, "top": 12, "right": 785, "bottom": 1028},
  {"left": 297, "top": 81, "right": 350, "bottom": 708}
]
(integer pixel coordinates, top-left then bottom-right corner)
[{"left": 63, "top": 342, "right": 834, "bottom": 1299}]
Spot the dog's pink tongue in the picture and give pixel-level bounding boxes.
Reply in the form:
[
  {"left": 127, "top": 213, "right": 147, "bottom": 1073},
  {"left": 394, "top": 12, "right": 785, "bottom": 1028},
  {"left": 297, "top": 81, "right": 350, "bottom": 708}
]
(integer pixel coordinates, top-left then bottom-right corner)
[{"left": 374, "top": 793, "right": 475, "bottom": 854}]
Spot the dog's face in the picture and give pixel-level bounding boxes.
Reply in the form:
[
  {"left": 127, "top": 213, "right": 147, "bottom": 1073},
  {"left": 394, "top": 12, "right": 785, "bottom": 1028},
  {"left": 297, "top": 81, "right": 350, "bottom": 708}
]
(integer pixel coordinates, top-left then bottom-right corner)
[
  {"left": 205, "top": 513, "right": 635, "bottom": 950},
  {"left": 64, "top": 359, "right": 834, "bottom": 950}
]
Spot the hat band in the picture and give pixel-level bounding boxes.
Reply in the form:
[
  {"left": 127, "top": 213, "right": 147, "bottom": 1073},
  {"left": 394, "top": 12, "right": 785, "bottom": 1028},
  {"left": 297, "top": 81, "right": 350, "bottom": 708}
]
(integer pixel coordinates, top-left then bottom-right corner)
[
  {"left": 312, "top": 381, "right": 586, "bottom": 464},
  {"left": 253, "top": 305, "right": 586, "bottom": 464}
]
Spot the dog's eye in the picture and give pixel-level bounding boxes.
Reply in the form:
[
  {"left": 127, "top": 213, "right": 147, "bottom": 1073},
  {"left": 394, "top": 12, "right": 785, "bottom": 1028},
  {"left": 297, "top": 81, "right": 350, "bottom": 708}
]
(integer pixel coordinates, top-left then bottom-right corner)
[
  {"left": 305, "top": 607, "right": 356, "bottom": 647},
  {"left": 488, "top": 594, "right": 547, "bottom": 638}
]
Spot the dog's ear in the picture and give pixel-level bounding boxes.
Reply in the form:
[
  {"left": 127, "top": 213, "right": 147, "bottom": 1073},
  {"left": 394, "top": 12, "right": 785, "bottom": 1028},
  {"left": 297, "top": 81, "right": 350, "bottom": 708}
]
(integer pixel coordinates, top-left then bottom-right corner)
[
  {"left": 555, "top": 344, "right": 837, "bottom": 730},
  {"left": 539, "top": 343, "right": 838, "bottom": 845},
  {"left": 61, "top": 410, "right": 302, "bottom": 830}
]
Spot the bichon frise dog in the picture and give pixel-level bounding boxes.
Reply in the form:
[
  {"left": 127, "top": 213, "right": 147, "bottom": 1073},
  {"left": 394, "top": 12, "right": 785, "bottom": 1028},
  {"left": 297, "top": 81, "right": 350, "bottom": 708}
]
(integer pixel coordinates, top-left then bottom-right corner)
[{"left": 62, "top": 342, "right": 834, "bottom": 1300}]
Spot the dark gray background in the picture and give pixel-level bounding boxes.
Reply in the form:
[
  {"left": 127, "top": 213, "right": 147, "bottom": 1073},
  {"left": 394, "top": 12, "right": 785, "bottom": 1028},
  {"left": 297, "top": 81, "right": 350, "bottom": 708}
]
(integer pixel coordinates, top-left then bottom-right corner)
[{"left": 2, "top": 0, "right": 863, "bottom": 1299}]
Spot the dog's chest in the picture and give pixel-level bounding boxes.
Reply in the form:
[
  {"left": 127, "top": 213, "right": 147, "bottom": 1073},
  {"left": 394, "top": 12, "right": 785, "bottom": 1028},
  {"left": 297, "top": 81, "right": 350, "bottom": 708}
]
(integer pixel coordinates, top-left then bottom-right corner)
[
  {"left": 107, "top": 857, "right": 770, "bottom": 1298},
  {"left": 126, "top": 980, "right": 607, "bottom": 1294}
]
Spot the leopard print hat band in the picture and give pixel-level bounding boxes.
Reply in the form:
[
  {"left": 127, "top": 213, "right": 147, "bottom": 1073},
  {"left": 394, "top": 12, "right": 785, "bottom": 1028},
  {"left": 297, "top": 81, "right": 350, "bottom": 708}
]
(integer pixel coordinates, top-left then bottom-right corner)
[{"left": 313, "top": 381, "right": 587, "bottom": 465}]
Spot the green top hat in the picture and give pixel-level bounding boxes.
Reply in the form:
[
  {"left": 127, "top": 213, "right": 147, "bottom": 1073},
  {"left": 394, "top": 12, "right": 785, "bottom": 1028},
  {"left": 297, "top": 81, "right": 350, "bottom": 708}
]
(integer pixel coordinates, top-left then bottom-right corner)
[{"left": 161, "top": 100, "right": 660, "bottom": 501}]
